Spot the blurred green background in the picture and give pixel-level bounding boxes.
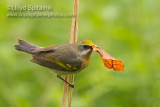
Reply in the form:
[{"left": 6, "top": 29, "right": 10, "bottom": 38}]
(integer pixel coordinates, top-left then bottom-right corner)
[{"left": 0, "top": 0, "right": 160, "bottom": 107}]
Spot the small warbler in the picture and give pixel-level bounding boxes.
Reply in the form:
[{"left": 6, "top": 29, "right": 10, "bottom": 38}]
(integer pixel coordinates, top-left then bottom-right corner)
[{"left": 15, "top": 40, "right": 94, "bottom": 87}]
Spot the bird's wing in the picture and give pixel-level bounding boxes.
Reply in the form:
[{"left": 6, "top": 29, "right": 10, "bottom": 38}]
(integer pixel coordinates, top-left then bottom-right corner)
[
  {"left": 31, "top": 44, "right": 82, "bottom": 73},
  {"left": 32, "top": 45, "right": 59, "bottom": 53},
  {"left": 31, "top": 55, "right": 71, "bottom": 72}
]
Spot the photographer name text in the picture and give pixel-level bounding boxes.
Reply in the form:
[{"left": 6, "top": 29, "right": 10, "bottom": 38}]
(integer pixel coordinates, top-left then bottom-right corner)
[{"left": 8, "top": 5, "right": 53, "bottom": 11}]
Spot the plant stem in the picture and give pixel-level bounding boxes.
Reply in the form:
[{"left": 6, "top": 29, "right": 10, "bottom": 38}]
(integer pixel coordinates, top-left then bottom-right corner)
[
  {"left": 68, "top": 74, "right": 74, "bottom": 107},
  {"left": 68, "top": 0, "right": 79, "bottom": 107},
  {"left": 61, "top": 0, "right": 79, "bottom": 107},
  {"left": 61, "top": 75, "right": 69, "bottom": 107}
]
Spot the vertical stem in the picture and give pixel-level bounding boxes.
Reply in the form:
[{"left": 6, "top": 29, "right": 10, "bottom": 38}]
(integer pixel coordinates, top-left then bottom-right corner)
[
  {"left": 61, "top": 75, "right": 69, "bottom": 107},
  {"left": 68, "top": 74, "right": 74, "bottom": 107},
  {"left": 68, "top": 0, "right": 79, "bottom": 107},
  {"left": 70, "top": 0, "right": 79, "bottom": 43},
  {"left": 61, "top": 0, "right": 79, "bottom": 107}
]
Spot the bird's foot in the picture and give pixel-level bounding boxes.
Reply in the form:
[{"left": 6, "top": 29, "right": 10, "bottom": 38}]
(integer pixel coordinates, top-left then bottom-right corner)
[{"left": 57, "top": 75, "right": 74, "bottom": 88}]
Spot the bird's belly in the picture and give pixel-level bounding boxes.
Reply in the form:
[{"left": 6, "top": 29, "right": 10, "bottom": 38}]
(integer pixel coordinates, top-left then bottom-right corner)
[{"left": 52, "top": 69, "right": 81, "bottom": 75}]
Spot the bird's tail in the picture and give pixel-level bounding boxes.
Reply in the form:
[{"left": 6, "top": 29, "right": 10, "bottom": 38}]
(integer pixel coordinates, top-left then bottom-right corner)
[{"left": 15, "top": 40, "right": 40, "bottom": 54}]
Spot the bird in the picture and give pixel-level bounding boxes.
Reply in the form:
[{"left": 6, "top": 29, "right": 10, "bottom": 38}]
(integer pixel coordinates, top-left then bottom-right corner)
[{"left": 15, "top": 40, "right": 94, "bottom": 88}]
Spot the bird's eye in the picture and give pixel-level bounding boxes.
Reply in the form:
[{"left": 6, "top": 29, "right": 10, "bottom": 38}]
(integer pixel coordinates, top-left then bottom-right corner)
[
  {"left": 83, "top": 45, "right": 89, "bottom": 49},
  {"left": 83, "top": 45, "right": 93, "bottom": 50},
  {"left": 78, "top": 45, "right": 92, "bottom": 51}
]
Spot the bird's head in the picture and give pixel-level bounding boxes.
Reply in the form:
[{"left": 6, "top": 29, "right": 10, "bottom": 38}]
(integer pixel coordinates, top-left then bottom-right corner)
[{"left": 76, "top": 40, "right": 94, "bottom": 57}]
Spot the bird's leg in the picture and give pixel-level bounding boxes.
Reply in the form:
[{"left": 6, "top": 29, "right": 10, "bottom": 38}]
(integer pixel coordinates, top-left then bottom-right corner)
[{"left": 57, "top": 75, "right": 74, "bottom": 88}]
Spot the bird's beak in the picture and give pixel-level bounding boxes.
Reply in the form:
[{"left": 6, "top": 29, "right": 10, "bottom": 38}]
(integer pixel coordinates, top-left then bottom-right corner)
[
  {"left": 92, "top": 45, "right": 100, "bottom": 52},
  {"left": 92, "top": 45, "right": 99, "bottom": 48}
]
